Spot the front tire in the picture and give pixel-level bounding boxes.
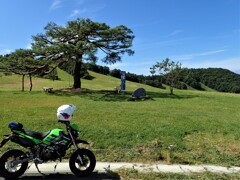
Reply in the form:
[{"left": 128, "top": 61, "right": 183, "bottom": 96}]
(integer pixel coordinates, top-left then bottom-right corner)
[
  {"left": 0, "top": 149, "right": 28, "bottom": 179},
  {"left": 69, "top": 149, "right": 96, "bottom": 177}
]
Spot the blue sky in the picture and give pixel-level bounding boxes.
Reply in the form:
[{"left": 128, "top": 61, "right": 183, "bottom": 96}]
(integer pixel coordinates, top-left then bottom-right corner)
[{"left": 0, "top": 0, "right": 239, "bottom": 75}]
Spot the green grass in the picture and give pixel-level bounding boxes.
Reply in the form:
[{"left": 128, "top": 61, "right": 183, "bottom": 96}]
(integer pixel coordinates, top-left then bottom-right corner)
[
  {"left": 0, "top": 69, "right": 159, "bottom": 92},
  {"left": 0, "top": 71, "right": 240, "bottom": 166},
  {"left": 117, "top": 169, "right": 240, "bottom": 180},
  {"left": 200, "top": 82, "right": 217, "bottom": 92}
]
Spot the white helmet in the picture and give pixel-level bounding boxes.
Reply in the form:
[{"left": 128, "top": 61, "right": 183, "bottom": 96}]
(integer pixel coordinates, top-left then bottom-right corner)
[{"left": 57, "top": 104, "right": 77, "bottom": 121}]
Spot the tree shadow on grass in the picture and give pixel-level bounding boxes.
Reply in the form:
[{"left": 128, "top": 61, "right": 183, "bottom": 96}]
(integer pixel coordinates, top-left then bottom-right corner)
[
  {"left": 52, "top": 89, "right": 131, "bottom": 102},
  {"left": 147, "top": 91, "right": 199, "bottom": 99},
  {"left": 51, "top": 89, "right": 199, "bottom": 102}
]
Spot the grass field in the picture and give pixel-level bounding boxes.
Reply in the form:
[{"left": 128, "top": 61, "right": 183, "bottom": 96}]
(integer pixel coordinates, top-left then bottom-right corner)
[
  {"left": 0, "top": 70, "right": 240, "bottom": 167},
  {"left": 117, "top": 169, "right": 240, "bottom": 180}
]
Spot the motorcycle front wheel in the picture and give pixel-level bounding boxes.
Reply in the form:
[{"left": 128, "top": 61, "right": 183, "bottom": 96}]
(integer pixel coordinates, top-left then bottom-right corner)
[
  {"left": 69, "top": 148, "right": 96, "bottom": 177},
  {"left": 0, "top": 149, "right": 28, "bottom": 179}
]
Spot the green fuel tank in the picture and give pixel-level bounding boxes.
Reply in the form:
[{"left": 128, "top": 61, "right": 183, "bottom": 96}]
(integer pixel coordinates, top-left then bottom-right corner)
[{"left": 42, "top": 128, "right": 66, "bottom": 145}]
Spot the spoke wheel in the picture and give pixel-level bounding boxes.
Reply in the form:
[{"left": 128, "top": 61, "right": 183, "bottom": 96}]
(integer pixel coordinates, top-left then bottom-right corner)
[
  {"left": 69, "top": 149, "right": 96, "bottom": 177},
  {"left": 0, "top": 150, "right": 28, "bottom": 179}
]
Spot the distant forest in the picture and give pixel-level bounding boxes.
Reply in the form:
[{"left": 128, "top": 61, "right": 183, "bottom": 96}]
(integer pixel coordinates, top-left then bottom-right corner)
[
  {"left": 59, "top": 62, "right": 240, "bottom": 94},
  {"left": 180, "top": 68, "right": 240, "bottom": 93}
]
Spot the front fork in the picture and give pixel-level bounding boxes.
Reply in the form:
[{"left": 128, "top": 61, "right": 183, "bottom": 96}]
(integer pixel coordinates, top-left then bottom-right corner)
[{"left": 67, "top": 130, "right": 84, "bottom": 165}]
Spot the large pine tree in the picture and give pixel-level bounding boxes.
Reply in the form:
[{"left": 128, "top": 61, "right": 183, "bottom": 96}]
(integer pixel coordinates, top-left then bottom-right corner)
[{"left": 31, "top": 18, "right": 135, "bottom": 88}]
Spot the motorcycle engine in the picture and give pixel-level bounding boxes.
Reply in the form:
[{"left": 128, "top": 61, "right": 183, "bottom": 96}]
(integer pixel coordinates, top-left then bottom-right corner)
[{"left": 40, "top": 145, "right": 66, "bottom": 161}]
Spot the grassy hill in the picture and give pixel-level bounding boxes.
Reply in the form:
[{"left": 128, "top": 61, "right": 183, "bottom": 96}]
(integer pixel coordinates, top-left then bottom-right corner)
[
  {"left": 0, "top": 70, "right": 240, "bottom": 166},
  {"left": 0, "top": 69, "right": 161, "bottom": 92},
  {"left": 180, "top": 68, "right": 240, "bottom": 93}
]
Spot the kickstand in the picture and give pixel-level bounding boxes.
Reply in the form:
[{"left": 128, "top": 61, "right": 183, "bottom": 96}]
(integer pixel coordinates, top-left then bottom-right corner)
[
  {"left": 27, "top": 163, "right": 32, "bottom": 170},
  {"left": 35, "top": 163, "right": 46, "bottom": 178},
  {"left": 54, "top": 162, "right": 58, "bottom": 172}
]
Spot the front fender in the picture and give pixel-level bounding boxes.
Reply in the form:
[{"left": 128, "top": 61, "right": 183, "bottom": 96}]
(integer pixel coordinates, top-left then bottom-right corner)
[{"left": 75, "top": 139, "right": 89, "bottom": 145}]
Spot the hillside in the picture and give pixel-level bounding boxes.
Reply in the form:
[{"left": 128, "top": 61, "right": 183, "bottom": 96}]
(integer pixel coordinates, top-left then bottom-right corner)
[
  {"left": 83, "top": 64, "right": 240, "bottom": 94},
  {"left": 1, "top": 67, "right": 240, "bottom": 94},
  {"left": 180, "top": 68, "right": 240, "bottom": 93},
  {"left": 0, "top": 68, "right": 161, "bottom": 92},
  {"left": 110, "top": 67, "right": 240, "bottom": 93}
]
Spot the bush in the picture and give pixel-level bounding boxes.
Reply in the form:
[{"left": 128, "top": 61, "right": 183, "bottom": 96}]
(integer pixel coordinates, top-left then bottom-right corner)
[
  {"left": 231, "top": 86, "right": 240, "bottom": 93},
  {"left": 3, "top": 72, "right": 12, "bottom": 76},
  {"left": 174, "top": 82, "right": 187, "bottom": 90}
]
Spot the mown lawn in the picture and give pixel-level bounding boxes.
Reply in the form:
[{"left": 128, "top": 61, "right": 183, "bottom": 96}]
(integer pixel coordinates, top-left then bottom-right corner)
[{"left": 0, "top": 71, "right": 240, "bottom": 166}]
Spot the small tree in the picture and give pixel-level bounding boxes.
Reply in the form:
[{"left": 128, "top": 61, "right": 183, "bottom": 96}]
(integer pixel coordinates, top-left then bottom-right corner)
[
  {"left": 153, "top": 58, "right": 182, "bottom": 95},
  {"left": 0, "top": 49, "right": 66, "bottom": 91}
]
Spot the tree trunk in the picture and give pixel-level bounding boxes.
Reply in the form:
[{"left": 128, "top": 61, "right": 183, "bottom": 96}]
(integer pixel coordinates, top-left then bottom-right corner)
[
  {"left": 73, "top": 59, "right": 82, "bottom": 89},
  {"left": 170, "top": 79, "right": 174, "bottom": 95},
  {"left": 22, "top": 74, "right": 25, "bottom": 92},
  {"left": 170, "top": 86, "right": 174, "bottom": 95},
  {"left": 29, "top": 74, "right": 33, "bottom": 91}
]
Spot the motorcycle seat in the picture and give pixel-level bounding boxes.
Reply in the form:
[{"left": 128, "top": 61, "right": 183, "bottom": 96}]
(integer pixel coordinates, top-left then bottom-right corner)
[{"left": 24, "top": 130, "right": 51, "bottom": 140}]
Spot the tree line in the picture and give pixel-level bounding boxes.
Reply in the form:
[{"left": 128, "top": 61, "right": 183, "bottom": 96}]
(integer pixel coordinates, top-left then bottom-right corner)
[
  {"left": 180, "top": 68, "right": 240, "bottom": 93},
  {"left": 86, "top": 61, "right": 240, "bottom": 94}
]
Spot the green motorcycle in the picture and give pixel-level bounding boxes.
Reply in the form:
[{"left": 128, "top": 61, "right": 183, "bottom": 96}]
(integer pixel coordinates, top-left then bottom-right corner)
[{"left": 0, "top": 105, "right": 96, "bottom": 179}]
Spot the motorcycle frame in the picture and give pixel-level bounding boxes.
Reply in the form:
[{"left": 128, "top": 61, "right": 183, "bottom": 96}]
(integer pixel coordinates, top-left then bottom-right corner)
[{"left": 0, "top": 121, "right": 88, "bottom": 167}]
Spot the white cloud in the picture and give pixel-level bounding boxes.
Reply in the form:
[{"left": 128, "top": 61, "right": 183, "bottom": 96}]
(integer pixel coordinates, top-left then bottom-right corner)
[
  {"left": 108, "top": 62, "right": 128, "bottom": 69},
  {"left": 205, "top": 57, "right": 240, "bottom": 70},
  {"left": 108, "top": 60, "right": 155, "bottom": 69},
  {"left": 171, "top": 49, "right": 226, "bottom": 60},
  {"left": 26, "top": 44, "right": 32, "bottom": 49},
  {"left": 68, "top": 5, "right": 105, "bottom": 18},
  {"left": 170, "top": 49, "right": 240, "bottom": 73},
  {"left": 134, "top": 37, "right": 197, "bottom": 51},
  {"left": 69, "top": 10, "right": 80, "bottom": 18},
  {"left": 68, "top": 8, "right": 92, "bottom": 18},
  {"left": 182, "top": 57, "right": 240, "bottom": 73},
  {"left": 0, "top": 49, "right": 12, "bottom": 55},
  {"left": 165, "top": 30, "right": 183, "bottom": 38},
  {"left": 49, "top": 0, "right": 62, "bottom": 11}
]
